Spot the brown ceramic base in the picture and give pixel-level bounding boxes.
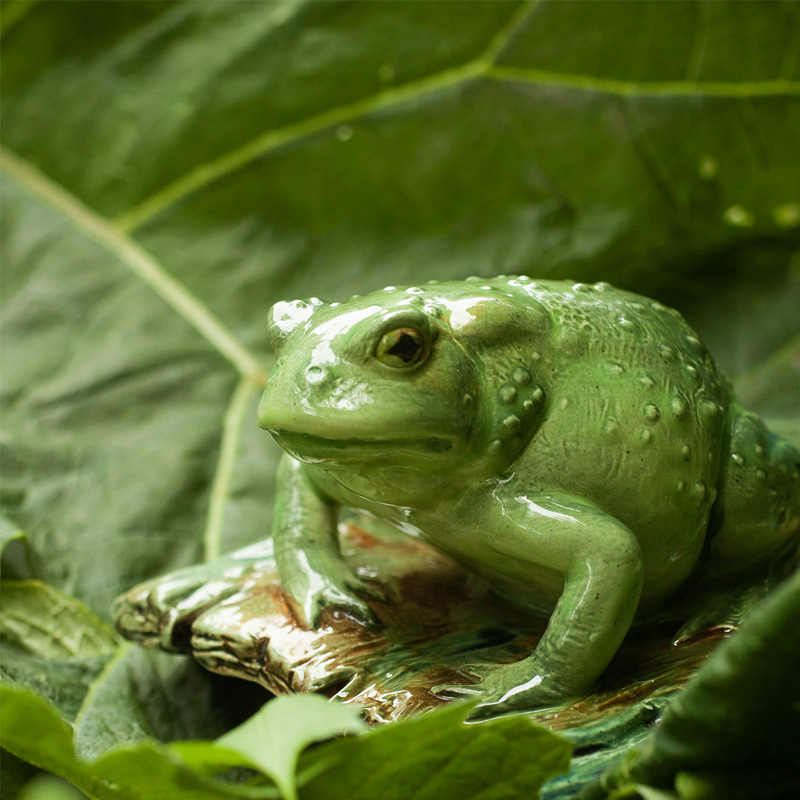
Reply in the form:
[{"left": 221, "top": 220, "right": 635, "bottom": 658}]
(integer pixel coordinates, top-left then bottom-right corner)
[{"left": 114, "top": 519, "right": 792, "bottom": 716}]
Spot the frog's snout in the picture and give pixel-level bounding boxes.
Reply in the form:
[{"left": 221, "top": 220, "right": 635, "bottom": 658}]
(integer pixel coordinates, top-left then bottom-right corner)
[
  {"left": 255, "top": 358, "right": 334, "bottom": 434},
  {"left": 256, "top": 387, "right": 274, "bottom": 432}
]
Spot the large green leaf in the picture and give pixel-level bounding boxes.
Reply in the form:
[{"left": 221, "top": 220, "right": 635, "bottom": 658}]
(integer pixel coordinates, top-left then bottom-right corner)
[
  {"left": 2, "top": 0, "right": 798, "bottom": 626},
  {"left": 1, "top": 1, "right": 799, "bottom": 796}
]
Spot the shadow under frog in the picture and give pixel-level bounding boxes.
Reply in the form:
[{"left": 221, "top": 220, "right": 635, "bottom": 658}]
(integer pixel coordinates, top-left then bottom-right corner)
[{"left": 256, "top": 276, "right": 800, "bottom": 717}]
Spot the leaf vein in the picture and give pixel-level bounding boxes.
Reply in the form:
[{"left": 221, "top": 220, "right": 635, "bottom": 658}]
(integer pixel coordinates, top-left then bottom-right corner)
[
  {"left": 114, "top": 60, "right": 485, "bottom": 233},
  {"left": 481, "top": 0, "right": 541, "bottom": 65},
  {"left": 487, "top": 65, "right": 800, "bottom": 98},
  {"left": 0, "top": 146, "right": 270, "bottom": 385},
  {"left": 204, "top": 376, "right": 259, "bottom": 562},
  {"left": 72, "top": 642, "right": 131, "bottom": 734},
  {"left": 114, "top": 58, "right": 800, "bottom": 233}
]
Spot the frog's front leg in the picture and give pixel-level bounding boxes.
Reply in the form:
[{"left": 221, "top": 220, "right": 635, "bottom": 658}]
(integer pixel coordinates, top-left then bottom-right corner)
[
  {"left": 441, "top": 492, "right": 644, "bottom": 715},
  {"left": 273, "top": 453, "right": 378, "bottom": 628}
]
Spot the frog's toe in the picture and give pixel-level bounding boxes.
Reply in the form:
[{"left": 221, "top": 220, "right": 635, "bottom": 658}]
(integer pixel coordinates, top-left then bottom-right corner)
[
  {"left": 472, "top": 676, "right": 574, "bottom": 718},
  {"left": 431, "top": 664, "right": 498, "bottom": 701},
  {"left": 431, "top": 682, "right": 484, "bottom": 701},
  {"left": 345, "top": 573, "right": 391, "bottom": 604},
  {"left": 435, "top": 663, "right": 570, "bottom": 717},
  {"left": 301, "top": 583, "right": 380, "bottom": 630}
]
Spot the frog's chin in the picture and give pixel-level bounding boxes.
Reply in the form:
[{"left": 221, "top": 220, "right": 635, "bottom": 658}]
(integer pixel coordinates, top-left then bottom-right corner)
[{"left": 269, "top": 429, "right": 458, "bottom": 465}]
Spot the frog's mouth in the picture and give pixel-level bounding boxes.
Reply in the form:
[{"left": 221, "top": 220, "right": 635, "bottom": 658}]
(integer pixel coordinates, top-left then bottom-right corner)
[{"left": 270, "top": 429, "right": 456, "bottom": 464}]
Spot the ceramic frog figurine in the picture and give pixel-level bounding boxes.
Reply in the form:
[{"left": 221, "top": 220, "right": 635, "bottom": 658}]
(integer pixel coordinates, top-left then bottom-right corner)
[{"left": 257, "top": 276, "right": 800, "bottom": 714}]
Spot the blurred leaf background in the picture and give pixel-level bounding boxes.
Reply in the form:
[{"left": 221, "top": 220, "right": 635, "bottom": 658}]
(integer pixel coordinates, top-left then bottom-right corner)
[{"left": 1, "top": 1, "right": 799, "bottom": 797}]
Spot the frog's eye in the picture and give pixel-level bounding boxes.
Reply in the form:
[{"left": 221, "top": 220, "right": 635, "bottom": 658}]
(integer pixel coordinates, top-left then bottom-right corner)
[{"left": 375, "top": 327, "right": 428, "bottom": 369}]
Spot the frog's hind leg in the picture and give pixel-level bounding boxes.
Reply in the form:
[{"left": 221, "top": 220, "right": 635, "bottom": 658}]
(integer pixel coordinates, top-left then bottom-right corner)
[
  {"left": 709, "top": 402, "right": 800, "bottom": 572},
  {"left": 440, "top": 493, "right": 644, "bottom": 716}
]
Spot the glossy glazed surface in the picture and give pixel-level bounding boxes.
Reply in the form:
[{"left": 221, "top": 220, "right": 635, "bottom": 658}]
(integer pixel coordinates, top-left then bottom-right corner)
[{"left": 257, "top": 276, "right": 800, "bottom": 714}]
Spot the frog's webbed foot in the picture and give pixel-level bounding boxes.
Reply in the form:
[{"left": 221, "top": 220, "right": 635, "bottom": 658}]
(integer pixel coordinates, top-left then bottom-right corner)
[
  {"left": 289, "top": 564, "right": 385, "bottom": 630},
  {"left": 435, "top": 492, "right": 645, "bottom": 718},
  {"left": 433, "top": 662, "right": 569, "bottom": 717},
  {"left": 432, "top": 664, "right": 497, "bottom": 702},
  {"left": 273, "top": 454, "right": 389, "bottom": 630}
]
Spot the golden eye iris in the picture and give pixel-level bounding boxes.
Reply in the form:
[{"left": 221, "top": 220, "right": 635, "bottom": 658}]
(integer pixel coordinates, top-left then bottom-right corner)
[{"left": 375, "top": 327, "right": 427, "bottom": 368}]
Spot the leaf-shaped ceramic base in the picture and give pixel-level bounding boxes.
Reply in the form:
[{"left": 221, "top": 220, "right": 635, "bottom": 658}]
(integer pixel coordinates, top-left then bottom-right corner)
[
  {"left": 113, "top": 522, "right": 543, "bottom": 722},
  {"left": 112, "top": 522, "right": 797, "bottom": 794}
]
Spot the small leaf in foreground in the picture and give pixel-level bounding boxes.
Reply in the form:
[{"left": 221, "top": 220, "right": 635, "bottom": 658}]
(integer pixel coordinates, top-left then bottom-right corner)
[
  {"left": 0, "top": 686, "right": 93, "bottom": 792},
  {"left": 216, "top": 693, "right": 366, "bottom": 800},
  {"left": 71, "top": 646, "right": 265, "bottom": 761},
  {"left": 90, "top": 741, "right": 279, "bottom": 800},
  {"left": 0, "top": 685, "right": 279, "bottom": 800},
  {"left": 299, "top": 702, "right": 572, "bottom": 800}
]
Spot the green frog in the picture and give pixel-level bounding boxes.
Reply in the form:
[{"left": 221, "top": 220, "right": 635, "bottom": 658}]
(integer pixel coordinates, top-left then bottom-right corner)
[{"left": 257, "top": 276, "right": 800, "bottom": 714}]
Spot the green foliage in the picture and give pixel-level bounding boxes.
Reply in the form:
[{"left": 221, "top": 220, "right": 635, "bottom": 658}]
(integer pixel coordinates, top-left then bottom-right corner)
[
  {"left": 587, "top": 574, "right": 800, "bottom": 799},
  {"left": 1, "top": 581, "right": 116, "bottom": 659},
  {"left": 633, "top": 574, "right": 800, "bottom": 784},
  {"left": 300, "top": 703, "right": 571, "bottom": 800},
  {"left": 17, "top": 776, "right": 86, "bottom": 800},
  {"left": 1, "top": 1, "right": 798, "bottom": 798},
  {"left": 0, "top": 687, "right": 570, "bottom": 800},
  {"left": 214, "top": 695, "right": 366, "bottom": 800}
]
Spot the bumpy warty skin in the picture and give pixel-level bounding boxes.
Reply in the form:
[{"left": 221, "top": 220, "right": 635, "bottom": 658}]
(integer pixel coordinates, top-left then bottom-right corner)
[{"left": 257, "top": 276, "right": 800, "bottom": 714}]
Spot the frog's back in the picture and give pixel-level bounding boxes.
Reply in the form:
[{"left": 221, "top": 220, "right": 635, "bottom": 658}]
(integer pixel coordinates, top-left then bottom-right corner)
[
  {"left": 447, "top": 277, "right": 730, "bottom": 603},
  {"left": 462, "top": 276, "right": 798, "bottom": 597}
]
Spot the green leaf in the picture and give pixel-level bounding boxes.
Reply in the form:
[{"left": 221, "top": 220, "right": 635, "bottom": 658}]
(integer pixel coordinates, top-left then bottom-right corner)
[
  {"left": 216, "top": 694, "right": 365, "bottom": 800},
  {"left": 591, "top": 573, "right": 800, "bottom": 798},
  {"left": 0, "top": 514, "right": 32, "bottom": 579},
  {"left": 0, "top": 684, "right": 277, "bottom": 800},
  {"left": 6, "top": 687, "right": 564, "bottom": 800},
  {"left": 299, "top": 702, "right": 571, "bottom": 800},
  {"left": 71, "top": 646, "right": 270, "bottom": 760},
  {"left": 90, "top": 741, "right": 279, "bottom": 800},
  {"left": 0, "top": 581, "right": 117, "bottom": 659},
  {"left": 0, "top": 647, "right": 112, "bottom": 726},
  {"left": 18, "top": 775, "right": 87, "bottom": 800},
  {"left": 0, "top": 578, "right": 115, "bottom": 724},
  {"left": 0, "top": 686, "right": 97, "bottom": 794},
  {"left": 635, "top": 573, "right": 800, "bottom": 783}
]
